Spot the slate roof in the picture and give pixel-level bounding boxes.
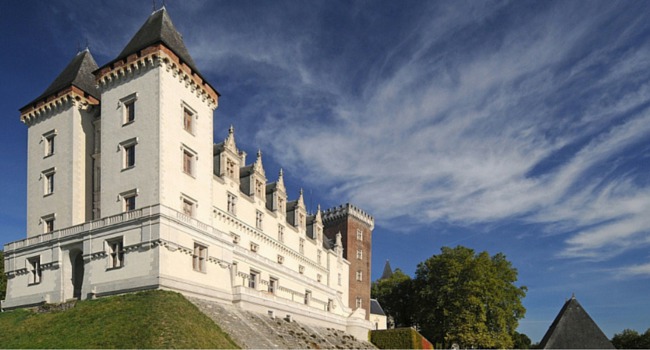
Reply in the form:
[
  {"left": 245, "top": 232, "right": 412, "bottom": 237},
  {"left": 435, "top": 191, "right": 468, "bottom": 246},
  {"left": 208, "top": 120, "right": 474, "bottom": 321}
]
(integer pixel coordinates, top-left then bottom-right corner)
[
  {"left": 22, "top": 49, "right": 99, "bottom": 110},
  {"left": 380, "top": 260, "right": 393, "bottom": 280},
  {"left": 539, "top": 296, "right": 615, "bottom": 349},
  {"left": 370, "top": 299, "right": 386, "bottom": 316},
  {"left": 116, "top": 8, "right": 199, "bottom": 74}
]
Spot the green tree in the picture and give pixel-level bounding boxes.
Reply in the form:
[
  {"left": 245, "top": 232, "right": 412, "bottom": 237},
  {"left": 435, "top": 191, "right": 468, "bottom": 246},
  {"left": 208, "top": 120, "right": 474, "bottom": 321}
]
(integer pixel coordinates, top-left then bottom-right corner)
[
  {"left": 0, "top": 250, "right": 6, "bottom": 301},
  {"left": 413, "top": 246, "right": 526, "bottom": 349},
  {"left": 371, "top": 268, "right": 415, "bottom": 327},
  {"left": 612, "top": 328, "right": 650, "bottom": 349},
  {"left": 512, "top": 331, "right": 532, "bottom": 349}
]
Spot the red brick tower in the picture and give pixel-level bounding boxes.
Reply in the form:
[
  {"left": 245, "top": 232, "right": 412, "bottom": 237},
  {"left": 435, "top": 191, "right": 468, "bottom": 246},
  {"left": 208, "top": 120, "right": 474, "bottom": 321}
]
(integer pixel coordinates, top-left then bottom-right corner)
[{"left": 323, "top": 204, "right": 374, "bottom": 319}]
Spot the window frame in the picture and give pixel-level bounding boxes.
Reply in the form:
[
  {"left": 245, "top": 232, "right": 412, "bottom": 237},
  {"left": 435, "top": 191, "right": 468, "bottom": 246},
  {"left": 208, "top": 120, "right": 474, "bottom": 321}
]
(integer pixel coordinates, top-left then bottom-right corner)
[
  {"left": 181, "top": 195, "right": 196, "bottom": 218},
  {"left": 268, "top": 277, "right": 278, "bottom": 294},
  {"left": 249, "top": 270, "right": 259, "bottom": 289},
  {"left": 182, "top": 146, "right": 197, "bottom": 177},
  {"left": 119, "top": 138, "right": 138, "bottom": 170},
  {"left": 42, "top": 214, "right": 55, "bottom": 234},
  {"left": 121, "top": 93, "right": 137, "bottom": 125},
  {"left": 28, "top": 256, "right": 42, "bottom": 285},
  {"left": 356, "top": 228, "right": 363, "bottom": 241},
  {"left": 356, "top": 297, "right": 362, "bottom": 309},
  {"left": 43, "top": 130, "right": 56, "bottom": 157},
  {"left": 43, "top": 169, "right": 55, "bottom": 196},
  {"left": 182, "top": 105, "right": 196, "bottom": 135},
  {"left": 255, "top": 210, "right": 263, "bottom": 229},
  {"left": 120, "top": 189, "right": 138, "bottom": 212},
  {"left": 107, "top": 238, "right": 125, "bottom": 270},
  {"left": 227, "top": 192, "right": 237, "bottom": 215},
  {"left": 193, "top": 243, "right": 207, "bottom": 273},
  {"left": 356, "top": 270, "right": 363, "bottom": 282}
]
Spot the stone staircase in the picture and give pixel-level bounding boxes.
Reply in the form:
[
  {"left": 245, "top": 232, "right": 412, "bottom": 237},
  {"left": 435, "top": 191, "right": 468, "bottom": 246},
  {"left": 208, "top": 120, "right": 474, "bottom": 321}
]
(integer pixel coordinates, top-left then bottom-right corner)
[{"left": 189, "top": 297, "right": 377, "bottom": 349}]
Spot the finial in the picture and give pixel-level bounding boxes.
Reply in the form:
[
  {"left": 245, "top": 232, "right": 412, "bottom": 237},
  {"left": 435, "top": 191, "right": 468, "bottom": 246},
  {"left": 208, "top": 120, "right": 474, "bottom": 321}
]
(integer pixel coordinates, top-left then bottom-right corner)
[
  {"left": 279, "top": 168, "right": 283, "bottom": 178},
  {"left": 317, "top": 204, "right": 321, "bottom": 212},
  {"left": 257, "top": 149, "right": 262, "bottom": 159},
  {"left": 229, "top": 125, "right": 234, "bottom": 135},
  {"left": 571, "top": 293, "right": 575, "bottom": 299},
  {"left": 299, "top": 188, "right": 304, "bottom": 196}
]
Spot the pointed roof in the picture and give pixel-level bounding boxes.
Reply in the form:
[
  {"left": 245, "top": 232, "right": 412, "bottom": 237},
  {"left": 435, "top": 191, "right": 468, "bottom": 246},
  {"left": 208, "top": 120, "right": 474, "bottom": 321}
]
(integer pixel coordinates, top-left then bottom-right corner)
[
  {"left": 381, "top": 260, "right": 393, "bottom": 280},
  {"left": 116, "top": 8, "right": 199, "bottom": 74},
  {"left": 22, "top": 49, "right": 99, "bottom": 110},
  {"left": 539, "top": 296, "right": 614, "bottom": 349}
]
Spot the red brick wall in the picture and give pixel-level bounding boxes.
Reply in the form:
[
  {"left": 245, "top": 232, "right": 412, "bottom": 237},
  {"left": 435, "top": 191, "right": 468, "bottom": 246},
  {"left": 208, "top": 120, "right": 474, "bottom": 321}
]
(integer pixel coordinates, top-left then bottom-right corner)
[{"left": 324, "top": 215, "right": 373, "bottom": 320}]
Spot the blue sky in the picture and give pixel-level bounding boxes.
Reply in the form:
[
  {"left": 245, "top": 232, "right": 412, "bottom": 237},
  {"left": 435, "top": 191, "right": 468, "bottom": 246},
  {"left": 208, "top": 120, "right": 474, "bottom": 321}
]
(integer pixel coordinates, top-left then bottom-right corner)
[{"left": 2, "top": 0, "right": 650, "bottom": 342}]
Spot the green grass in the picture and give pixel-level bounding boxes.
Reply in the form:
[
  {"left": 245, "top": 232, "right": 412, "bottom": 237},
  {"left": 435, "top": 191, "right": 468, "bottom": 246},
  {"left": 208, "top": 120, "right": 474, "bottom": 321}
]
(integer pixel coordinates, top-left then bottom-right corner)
[{"left": 0, "top": 290, "right": 240, "bottom": 349}]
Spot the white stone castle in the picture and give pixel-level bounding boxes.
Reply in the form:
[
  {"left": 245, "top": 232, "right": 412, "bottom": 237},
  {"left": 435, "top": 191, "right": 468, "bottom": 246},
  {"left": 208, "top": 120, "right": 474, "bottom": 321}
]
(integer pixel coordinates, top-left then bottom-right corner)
[{"left": 1, "top": 8, "right": 386, "bottom": 338}]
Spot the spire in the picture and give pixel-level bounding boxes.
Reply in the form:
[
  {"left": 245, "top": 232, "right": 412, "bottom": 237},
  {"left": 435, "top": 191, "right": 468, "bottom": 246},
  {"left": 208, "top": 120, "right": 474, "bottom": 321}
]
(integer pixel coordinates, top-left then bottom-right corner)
[
  {"left": 115, "top": 7, "right": 200, "bottom": 75},
  {"left": 298, "top": 188, "right": 305, "bottom": 208},
  {"left": 252, "top": 149, "right": 265, "bottom": 176},
  {"left": 276, "top": 168, "right": 286, "bottom": 193},
  {"left": 22, "top": 50, "right": 99, "bottom": 111},
  {"left": 224, "top": 125, "right": 237, "bottom": 150},
  {"left": 381, "top": 260, "right": 393, "bottom": 280}
]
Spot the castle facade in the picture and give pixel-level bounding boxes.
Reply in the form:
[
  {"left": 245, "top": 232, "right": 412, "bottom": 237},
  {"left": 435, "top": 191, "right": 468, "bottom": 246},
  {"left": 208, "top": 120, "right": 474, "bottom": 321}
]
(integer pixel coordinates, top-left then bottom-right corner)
[{"left": 1, "top": 8, "right": 384, "bottom": 338}]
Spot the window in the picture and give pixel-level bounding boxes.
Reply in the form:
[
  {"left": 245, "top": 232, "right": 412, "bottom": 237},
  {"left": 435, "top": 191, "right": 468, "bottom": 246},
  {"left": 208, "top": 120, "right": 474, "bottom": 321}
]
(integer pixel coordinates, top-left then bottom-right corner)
[
  {"left": 193, "top": 243, "right": 207, "bottom": 272},
  {"left": 120, "top": 138, "right": 138, "bottom": 169},
  {"left": 356, "top": 297, "right": 362, "bottom": 309},
  {"left": 249, "top": 270, "right": 258, "bottom": 289},
  {"left": 182, "top": 197, "right": 195, "bottom": 217},
  {"left": 356, "top": 249, "right": 363, "bottom": 260},
  {"left": 183, "top": 149, "right": 194, "bottom": 176},
  {"left": 226, "top": 158, "right": 236, "bottom": 179},
  {"left": 317, "top": 250, "right": 322, "bottom": 265},
  {"left": 124, "top": 193, "right": 136, "bottom": 212},
  {"left": 256, "top": 210, "right": 263, "bottom": 229},
  {"left": 183, "top": 107, "right": 194, "bottom": 134},
  {"left": 44, "top": 171, "right": 54, "bottom": 195},
  {"left": 227, "top": 193, "right": 237, "bottom": 214},
  {"left": 356, "top": 270, "right": 363, "bottom": 281},
  {"left": 304, "top": 290, "right": 311, "bottom": 305},
  {"left": 124, "top": 144, "right": 135, "bottom": 168},
  {"left": 124, "top": 100, "right": 135, "bottom": 124},
  {"left": 299, "top": 238, "right": 305, "bottom": 254},
  {"left": 43, "top": 131, "right": 55, "bottom": 157},
  {"left": 108, "top": 238, "right": 124, "bottom": 269},
  {"left": 42, "top": 215, "right": 55, "bottom": 233},
  {"left": 269, "top": 277, "right": 278, "bottom": 294},
  {"left": 278, "top": 225, "right": 284, "bottom": 242},
  {"left": 28, "top": 256, "right": 41, "bottom": 285},
  {"left": 255, "top": 179, "right": 264, "bottom": 198},
  {"left": 356, "top": 229, "right": 363, "bottom": 241}
]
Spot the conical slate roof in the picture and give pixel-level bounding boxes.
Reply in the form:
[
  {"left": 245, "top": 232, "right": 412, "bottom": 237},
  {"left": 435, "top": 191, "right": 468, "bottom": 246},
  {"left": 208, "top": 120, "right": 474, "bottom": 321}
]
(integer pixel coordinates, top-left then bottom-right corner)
[
  {"left": 380, "top": 260, "right": 393, "bottom": 280},
  {"left": 116, "top": 7, "right": 200, "bottom": 75},
  {"left": 539, "top": 296, "right": 614, "bottom": 349},
  {"left": 22, "top": 49, "right": 99, "bottom": 110}
]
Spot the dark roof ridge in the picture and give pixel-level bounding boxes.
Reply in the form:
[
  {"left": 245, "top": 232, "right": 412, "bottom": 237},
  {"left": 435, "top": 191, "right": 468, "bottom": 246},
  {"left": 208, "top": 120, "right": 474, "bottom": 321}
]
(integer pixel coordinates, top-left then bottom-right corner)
[{"left": 21, "top": 49, "right": 99, "bottom": 111}]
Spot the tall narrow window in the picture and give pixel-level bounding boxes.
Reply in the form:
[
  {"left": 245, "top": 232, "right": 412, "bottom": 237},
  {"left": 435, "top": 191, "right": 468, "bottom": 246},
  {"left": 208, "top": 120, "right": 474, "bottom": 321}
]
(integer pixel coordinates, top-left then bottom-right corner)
[
  {"left": 193, "top": 243, "right": 207, "bottom": 272},
  {"left": 356, "top": 229, "right": 363, "bottom": 241},
  {"left": 227, "top": 193, "right": 237, "bottom": 215},
  {"left": 356, "top": 249, "right": 363, "bottom": 260},
  {"left": 183, "top": 150, "right": 194, "bottom": 176},
  {"left": 44, "top": 132, "right": 55, "bottom": 157},
  {"left": 269, "top": 277, "right": 277, "bottom": 294},
  {"left": 183, "top": 108, "right": 194, "bottom": 134},
  {"left": 256, "top": 210, "right": 263, "bottom": 229},
  {"left": 108, "top": 238, "right": 124, "bottom": 269},
  {"left": 44, "top": 172, "right": 54, "bottom": 195},
  {"left": 125, "top": 144, "right": 135, "bottom": 168},
  {"left": 356, "top": 270, "right": 363, "bottom": 281},
  {"left": 249, "top": 270, "right": 258, "bottom": 289},
  {"left": 28, "top": 257, "right": 41, "bottom": 285},
  {"left": 304, "top": 290, "right": 311, "bottom": 305},
  {"left": 124, "top": 100, "right": 135, "bottom": 123},
  {"left": 356, "top": 297, "right": 362, "bottom": 308}
]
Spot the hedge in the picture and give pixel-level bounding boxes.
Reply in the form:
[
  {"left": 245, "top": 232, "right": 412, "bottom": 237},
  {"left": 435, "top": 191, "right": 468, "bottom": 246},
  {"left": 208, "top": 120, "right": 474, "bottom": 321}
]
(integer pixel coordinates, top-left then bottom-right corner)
[{"left": 370, "top": 327, "right": 434, "bottom": 349}]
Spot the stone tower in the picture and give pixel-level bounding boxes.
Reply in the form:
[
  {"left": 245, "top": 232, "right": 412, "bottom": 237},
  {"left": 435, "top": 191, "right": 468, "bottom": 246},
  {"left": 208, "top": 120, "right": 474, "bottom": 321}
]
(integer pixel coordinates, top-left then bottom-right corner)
[{"left": 323, "top": 204, "right": 374, "bottom": 319}]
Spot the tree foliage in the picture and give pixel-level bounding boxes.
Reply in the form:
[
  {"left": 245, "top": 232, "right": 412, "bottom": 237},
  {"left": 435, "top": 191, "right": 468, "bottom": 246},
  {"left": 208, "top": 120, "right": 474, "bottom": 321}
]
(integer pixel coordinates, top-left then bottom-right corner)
[
  {"left": 0, "top": 250, "right": 6, "bottom": 301},
  {"left": 612, "top": 328, "right": 650, "bottom": 349},
  {"left": 373, "top": 246, "right": 527, "bottom": 349},
  {"left": 371, "top": 268, "right": 415, "bottom": 327}
]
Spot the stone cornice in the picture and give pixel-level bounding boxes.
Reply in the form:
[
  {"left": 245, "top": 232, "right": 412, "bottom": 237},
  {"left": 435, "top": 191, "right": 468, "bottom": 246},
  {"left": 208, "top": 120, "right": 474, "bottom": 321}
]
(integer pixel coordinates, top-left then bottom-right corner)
[
  {"left": 19, "top": 86, "right": 99, "bottom": 125},
  {"left": 96, "top": 43, "right": 218, "bottom": 109}
]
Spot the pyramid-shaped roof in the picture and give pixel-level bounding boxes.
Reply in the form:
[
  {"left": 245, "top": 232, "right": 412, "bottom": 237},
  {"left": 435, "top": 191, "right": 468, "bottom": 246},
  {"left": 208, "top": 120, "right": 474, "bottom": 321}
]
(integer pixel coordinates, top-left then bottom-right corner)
[
  {"left": 380, "top": 260, "right": 393, "bottom": 280},
  {"left": 116, "top": 7, "right": 199, "bottom": 75},
  {"left": 22, "top": 49, "right": 99, "bottom": 111},
  {"left": 539, "top": 296, "right": 614, "bottom": 349}
]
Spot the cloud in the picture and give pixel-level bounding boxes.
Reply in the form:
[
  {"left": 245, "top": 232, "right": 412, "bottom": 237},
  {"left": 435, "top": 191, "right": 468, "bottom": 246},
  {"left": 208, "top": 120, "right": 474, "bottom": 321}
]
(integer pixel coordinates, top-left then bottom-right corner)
[{"left": 618, "top": 262, "right": 650, "bottom": 277}]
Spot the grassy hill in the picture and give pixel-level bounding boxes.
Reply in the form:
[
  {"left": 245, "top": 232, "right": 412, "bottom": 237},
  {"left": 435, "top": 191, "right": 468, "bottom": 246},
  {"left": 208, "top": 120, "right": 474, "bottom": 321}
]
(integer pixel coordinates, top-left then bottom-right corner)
[{"left": 0, "top": 290, "right": 239, "bottom": 349}]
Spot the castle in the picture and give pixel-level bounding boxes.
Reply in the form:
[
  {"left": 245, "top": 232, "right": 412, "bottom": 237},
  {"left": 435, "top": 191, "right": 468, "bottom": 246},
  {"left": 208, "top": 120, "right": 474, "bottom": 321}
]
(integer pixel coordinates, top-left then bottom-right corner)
[{"left": 1, "top": 8, "right": 385, "bottom": 338}]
